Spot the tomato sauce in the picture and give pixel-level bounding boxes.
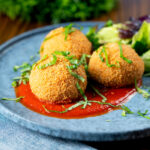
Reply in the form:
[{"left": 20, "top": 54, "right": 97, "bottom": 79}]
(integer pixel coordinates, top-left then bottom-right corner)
[{"left": 15, "top": 82, "right": 138, "bottom": 119}]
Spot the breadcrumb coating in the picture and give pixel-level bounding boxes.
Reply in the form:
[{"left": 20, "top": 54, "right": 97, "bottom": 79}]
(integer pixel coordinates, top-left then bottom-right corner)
[
  {"left": 88, "top": 43, "right": 144, "bottom": 88},
  {"left": 29, "top": 55, "right": 87, "bottom": 104},
  {"left": 40, "top": 27, "right": 92, "bottom": 58}
]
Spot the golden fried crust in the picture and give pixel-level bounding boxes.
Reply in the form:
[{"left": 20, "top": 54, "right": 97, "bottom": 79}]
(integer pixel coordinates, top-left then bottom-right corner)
[
  {"left": 40, "top": 27, "right": 92, "bottom": 58},
  {"left": 88, "top": 43, "right": 144, "bottom": 88},
  {"left": 29, "top": 56, "right": 87, "bottom": 104}
]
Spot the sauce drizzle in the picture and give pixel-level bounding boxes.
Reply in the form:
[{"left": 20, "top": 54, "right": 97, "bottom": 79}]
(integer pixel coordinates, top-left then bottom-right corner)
[{"left": 15, "top": 82, "right": 138, "bottom": 119}]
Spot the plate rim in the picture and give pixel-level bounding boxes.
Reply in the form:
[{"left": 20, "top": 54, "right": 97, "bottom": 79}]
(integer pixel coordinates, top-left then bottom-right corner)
[{"left": 1, "top": 21, "right": 150, "bottom": 142}]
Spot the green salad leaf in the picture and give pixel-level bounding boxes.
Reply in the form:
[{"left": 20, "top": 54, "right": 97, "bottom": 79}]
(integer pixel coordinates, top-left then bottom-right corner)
[
  {"left": 142, "top": 49, "right": 150, "bottom": 73},
  {"left": 97, "top": 24, "right": 130, "bottom": 45},
  {"left": 132, "top": 21, "right": 150, "bottom": 55},
  {"left": 86, "top": 27, "right": 100, "bottom": 50}
]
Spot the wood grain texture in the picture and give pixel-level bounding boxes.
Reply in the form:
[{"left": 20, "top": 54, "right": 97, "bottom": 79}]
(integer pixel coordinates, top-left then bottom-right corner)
[{"left": 0, "top": 0, "right": 150, "bottom": 44}]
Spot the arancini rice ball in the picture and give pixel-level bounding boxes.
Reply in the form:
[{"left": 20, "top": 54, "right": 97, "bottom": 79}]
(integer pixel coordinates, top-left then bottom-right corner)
[
  {"left": 40, "top": 27, "right": 92, "bottom": 59},
  {"left": 29, "top": 55, "right": 87, "bottom": 104},
  {"left": 88, "top": 43, "right": 144, "bottom": 88}
]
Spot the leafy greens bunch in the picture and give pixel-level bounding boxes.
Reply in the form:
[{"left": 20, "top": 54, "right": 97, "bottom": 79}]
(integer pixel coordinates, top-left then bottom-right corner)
[{"left": 0, "top": 0, "right": 117, "bottom": 23}]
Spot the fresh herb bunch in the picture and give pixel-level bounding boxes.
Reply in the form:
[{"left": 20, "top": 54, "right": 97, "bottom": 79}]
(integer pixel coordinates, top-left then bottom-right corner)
[{"left": 0, "top": 0, "right": 117, "bottom": 23}]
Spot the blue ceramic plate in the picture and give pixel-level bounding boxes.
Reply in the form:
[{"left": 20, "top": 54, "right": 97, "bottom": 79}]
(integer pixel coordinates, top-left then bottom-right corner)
[
  {"left": 0, "top": 115, "right": 95, "bottom": 150},
  {"left": 0, "top": 22, "right": 150, "bottom": 142}
]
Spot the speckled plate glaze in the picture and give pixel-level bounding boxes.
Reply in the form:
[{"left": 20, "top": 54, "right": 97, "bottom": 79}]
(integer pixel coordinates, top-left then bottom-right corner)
[{"left": 0, "top": 22, "right": 150, "bottom": 142}]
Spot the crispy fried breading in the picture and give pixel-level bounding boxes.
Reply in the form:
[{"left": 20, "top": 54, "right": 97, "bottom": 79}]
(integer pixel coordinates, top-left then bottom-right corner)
[
  {"left": 40, "top": 27, "right": 92, "bottom": 58},
  {"left": 29, "top": 55, "right": 87, "bottom": 104},
  {"left": 88, "top": 43, "right": 144, "bottom": 88}
]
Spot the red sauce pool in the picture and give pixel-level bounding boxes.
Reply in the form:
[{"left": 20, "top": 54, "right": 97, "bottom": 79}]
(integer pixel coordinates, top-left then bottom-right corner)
[{"left": 15, "top": 82, "right": 139, "bottom": 119}]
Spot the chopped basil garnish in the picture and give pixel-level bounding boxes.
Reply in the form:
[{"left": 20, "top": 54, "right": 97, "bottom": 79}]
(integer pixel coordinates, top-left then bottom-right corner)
[
  {"left": 43, "top": 100, "right": 91, "bottom": 114},
  {"left": 43, "top": 36, "right": 51, "bottom": 42},
  {"left": 118, "top": 42, "right": 132, "bottom": 64},
  {"left": 67, "top": 66, "right": 85, "bottom": 82},
  {"left": 121, "top": 105, "right": 134, "bottom": 117},
  {"left": 135, "top": 79, "right": 150, "bottom": 99},
  {"left": 33, "top": 54, "right": 48, "bottom": 69},
  {"left": 76, "top": 82, "right": 87, "bottom": 102},
  {"left": 12, "top": 81, "right": 17, "bottom": 87},
  {"left": 43, "top": 101, "right": 84, "bottom": 113},
  {"left": 103, "top": 46, "right": 116, "bottom": 67},
  {"left": 13, "top": 62, "right": 30, "bottom": 72},
  {"left": 64, "top": 24, "right": 76, "bottom": 40},
  {"left": 121, "top": 110, "right": 126, "bottom": 117},
  {"left": 138, "top": 110, "right": 148, "bottom": 116},
  {"left": 99, "top": 46, "right": 117, "bottom": 67},
  {"left": 89, "top": 100, "right": 120, "bottom": 108},
  {"left": 105, "top": 120, "right": 111, "bottom": 122},
  {"left": 137, "top": 110, "right": 150, "bottom": 119},
  {"left": 12, "top": 62, "right": 32, "bottom": 87},
  {"left": 38, "top": 54, "right": 57, "bottom": 69},
  {"left": 99, "top": 47, "right": 105, "bottom": 62},
  {"left": 53, "top": 51, "right": 70, "bottom": 56},
  {"left": 90, "top": 84, "right": 107, "bottom": 102},
  {"left": 1, "top": 96, "right": 24, "bottom": 102},
  {"left": 80, "top": 54, "right": 91, "bottom": 74}
]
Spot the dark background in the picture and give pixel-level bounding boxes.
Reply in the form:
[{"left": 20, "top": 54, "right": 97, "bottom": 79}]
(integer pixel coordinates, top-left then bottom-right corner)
[
  {"left": 0, "top": 0, "right": 150, "bottom": 44},
  {"left": 1, "top": 0, "right": 150, "bottom": 149}
]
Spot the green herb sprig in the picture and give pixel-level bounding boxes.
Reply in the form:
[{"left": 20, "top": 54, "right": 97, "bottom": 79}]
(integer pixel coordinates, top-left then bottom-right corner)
[
  {"left": 43, "top": 98, "right": 122, "bottom": 114},
  {"left": 86, "top": 27, "right": 100, "bottom": 50},
  {"left": 79, "top": 54, "right": 91, "bottom": 74},
  {"left": 64, "top": 24, "right": 76, "bottom": 40},
  {"left": 100, "top": 46, "right": 117, "bottom": 67},
  {"left": 43, "top": 36, "right": 52, "bottom": 42},
  {"left": 1, "top": 96, "right": 24, "bottom": 102},
  {"left": 90, "top": 84, "right": 107, "bottom": 102},
  {"left": 137, "top": 110, "right": 150, "bottom": 119},
  {"left": 38, "top": 54, "right": 57, "bottom": 69},
  {"left": 99, "top": 47, "right": 105, "bottom": 62},
  {"left": 32, "top": 54, "right": 48, "bottom": 69},
  {"left": 135, "top": 79, "right": 150, "bottom": 99},
  {"left": 118, "top": 42, "right": 133, "bottom": 64},
  {"left": 12, "top": 63, "right": 32, "bottom": 87},
  {"left": 67, "top": 66, "right": 85, "bottom": 82},
  {"left": 43, "top": 100, "right": 91, "bottom": 114},
  {"left": 121, "top": 106, "right": 150, "bottom": 120},
  {"left": 121, "top": 105, "right": 134, "bottom": 116}
]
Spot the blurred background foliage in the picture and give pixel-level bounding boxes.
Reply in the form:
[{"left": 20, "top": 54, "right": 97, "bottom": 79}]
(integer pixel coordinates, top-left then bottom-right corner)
[{"left": 0, "top": 0, "right": 117, "bottom": 23}]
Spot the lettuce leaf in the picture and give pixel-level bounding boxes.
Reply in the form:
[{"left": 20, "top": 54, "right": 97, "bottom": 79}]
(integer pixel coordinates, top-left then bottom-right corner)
[
  {"left": 97, "top": 24, "right": 131, "bottom": 45},
  {"left": 142, "top": 50, "right": 150, "bottom": 73},
  {"left": 132, "top": 21, "right": 150, "bottom": 55}
]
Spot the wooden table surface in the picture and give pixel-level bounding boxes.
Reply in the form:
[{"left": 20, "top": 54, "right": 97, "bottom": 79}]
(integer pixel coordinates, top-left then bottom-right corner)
[
  {"left": 1, "top": 0, "right": 150, "bottom": 44},
  {"left": 1, "top": 0, "right": 150, "bottom": 149}
]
